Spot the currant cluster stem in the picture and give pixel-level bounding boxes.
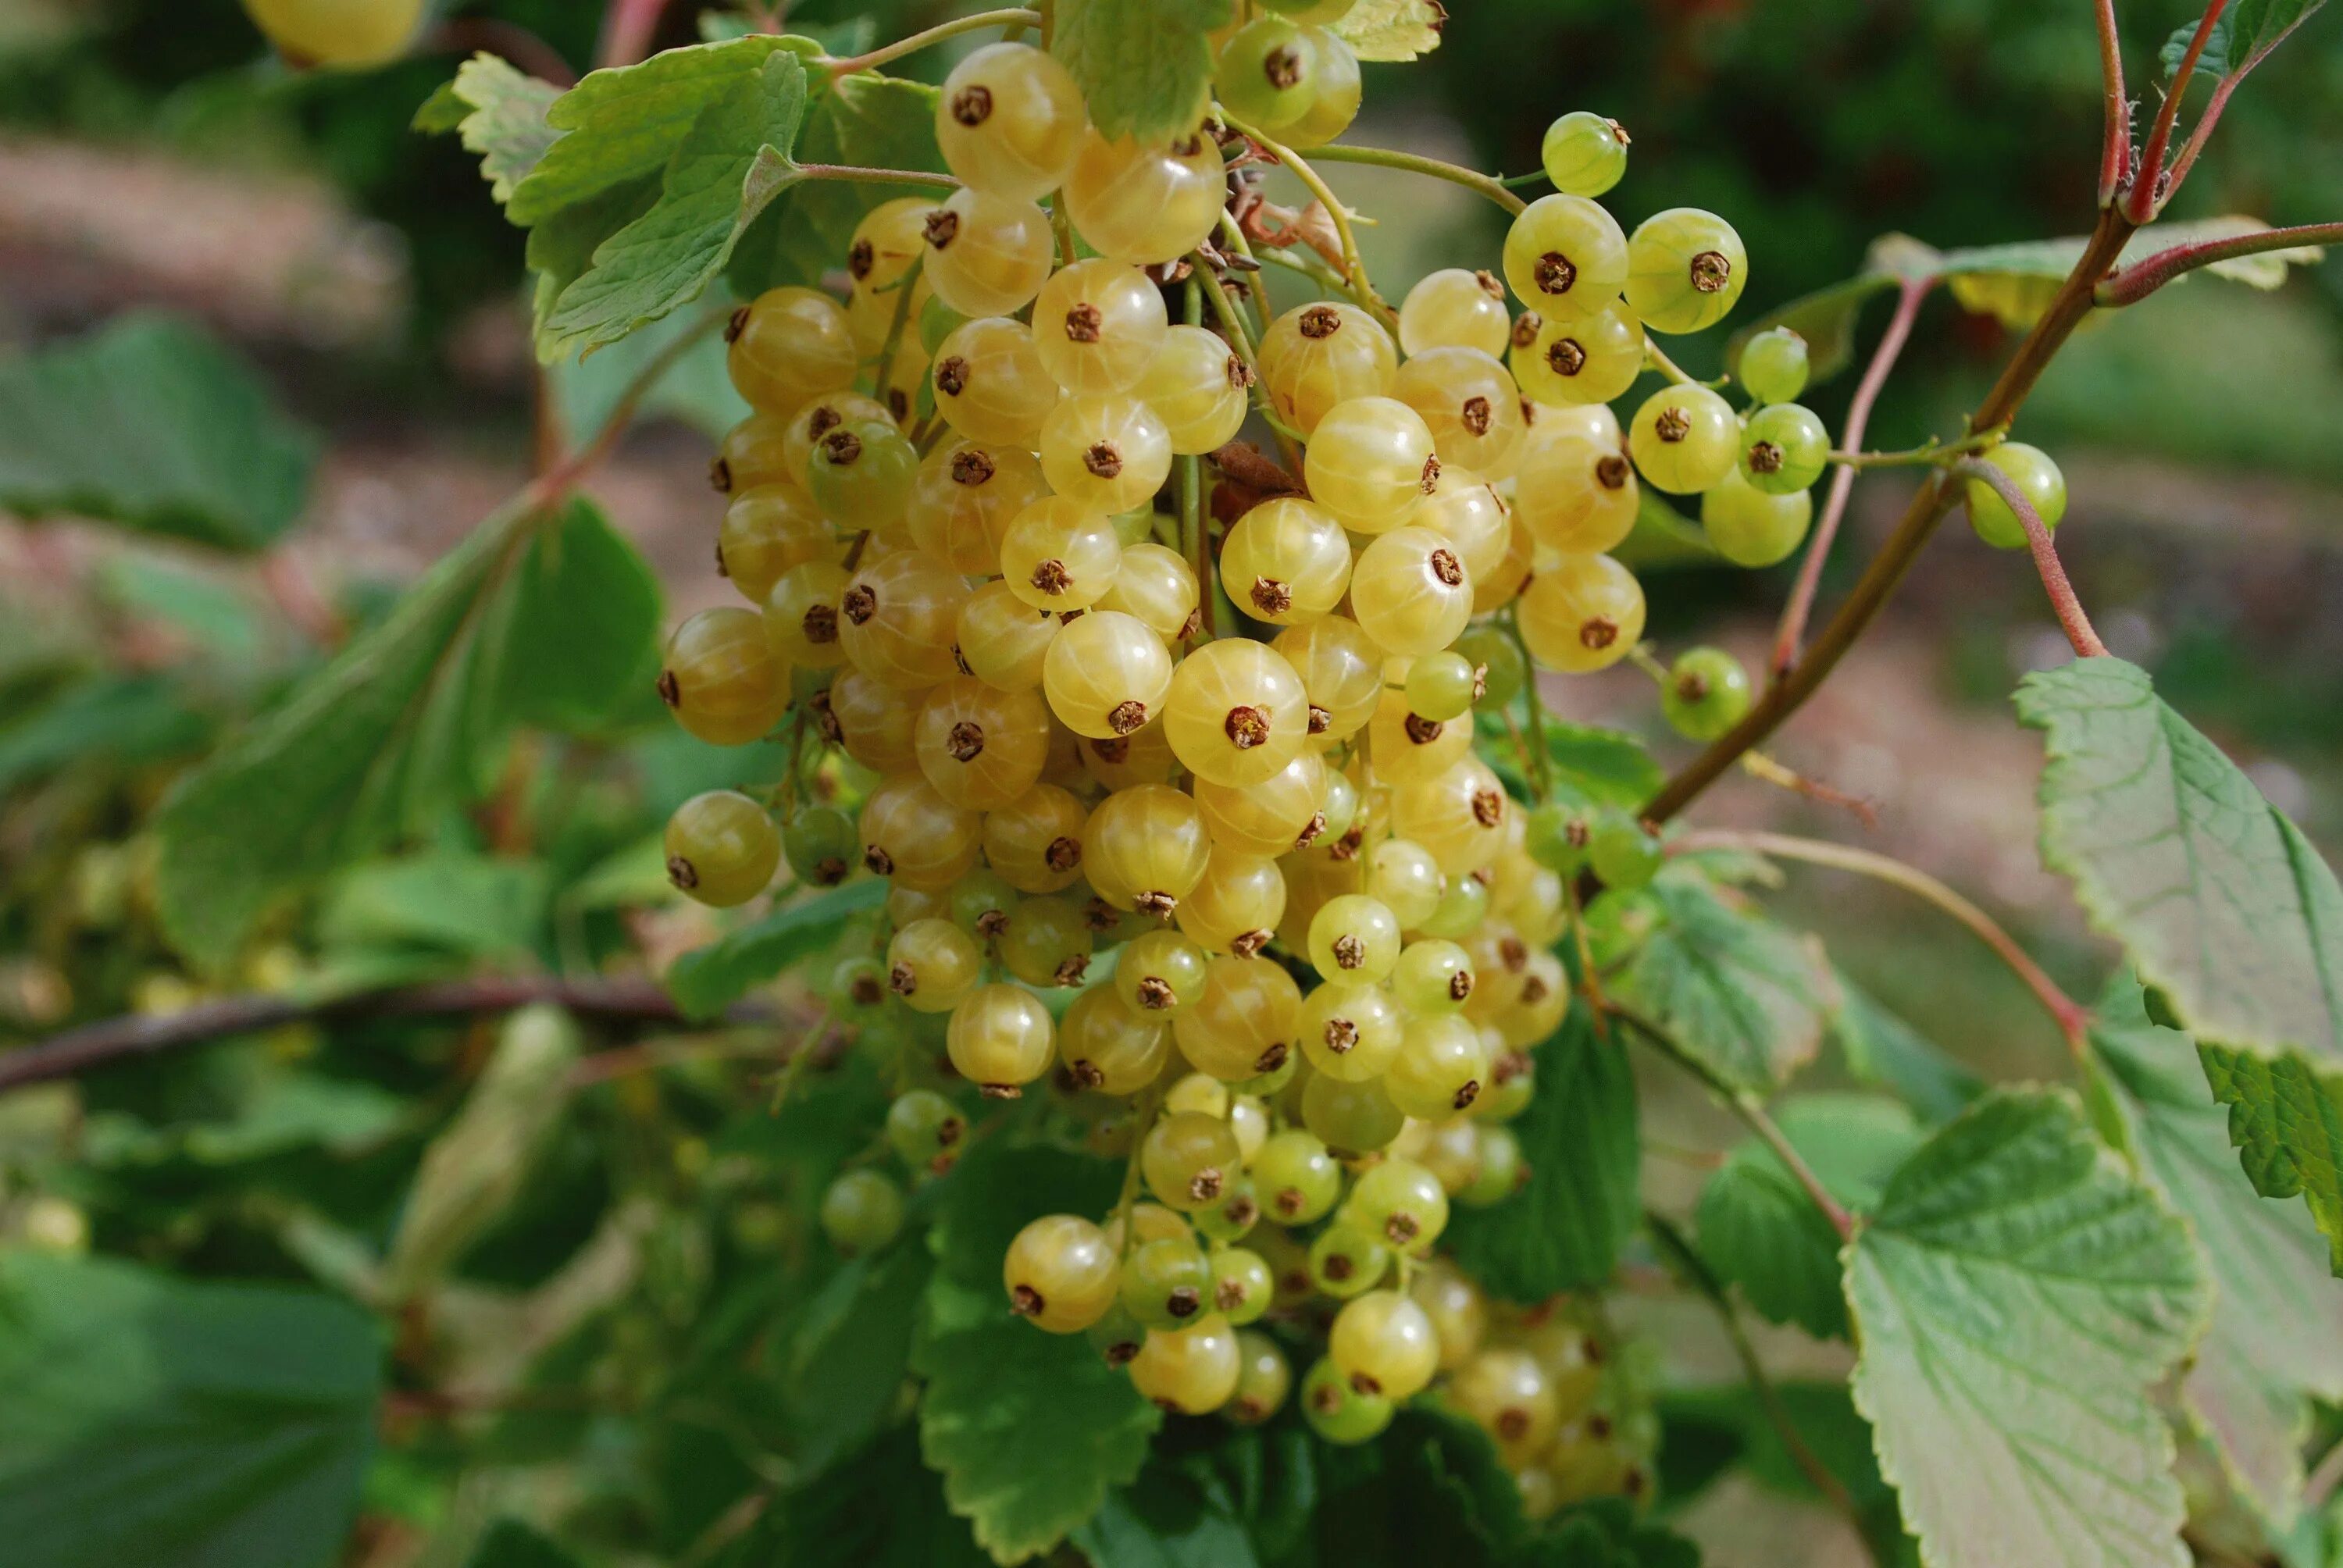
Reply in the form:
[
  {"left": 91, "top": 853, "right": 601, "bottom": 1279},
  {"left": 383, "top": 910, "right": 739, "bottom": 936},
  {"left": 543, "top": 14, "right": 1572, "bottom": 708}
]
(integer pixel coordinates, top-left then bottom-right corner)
[
  {"left": 1648, "top": 204, "right": 2137, "bottom": 825},
  {"left": 821, "top": 8, "right": 1043, "bottom": 76},
  {"left": 1222, "top": 113, "right": 1396, "bottom": 330},
  {"left": 1303, "top": 143, "right": 1528, "bottom": 216},
  {"left": 1951, "top": 458, "right": 2109, "bottom": 660}
]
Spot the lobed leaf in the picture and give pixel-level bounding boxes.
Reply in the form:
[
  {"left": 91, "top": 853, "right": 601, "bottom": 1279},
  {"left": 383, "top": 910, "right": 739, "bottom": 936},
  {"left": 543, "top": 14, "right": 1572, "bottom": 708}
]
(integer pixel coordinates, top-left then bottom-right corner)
[
  {"left": 664, "top": 878, "right": 888, "bottom": 1021},
  {"left": 757, "top": 1427, "right": 989, "bottom": 1566},
  {"left": 2200, "top": 1043, "right": 2343, "bottom": 1273},
  {"left": 0, "top": 314, "right": 317, "bottom": 551},
  {"left": 506, "top": 36, "right": 807, "bottom": 225},
  {"left": 729, "top": 72, "right": 950, "bottom": 298},
  {"left": 1696, "top": 1093, "right": 1921, "bottom": 1338},
  {"left": 0, "top": 1252, "right": 380, "bottom": 1568},
  {"left": 417, "top": 52, "right": 562, "bottom": 202},
  {"left": 2094, "top": 978, "right": 2343, "bottom": 1523},
  {"left": 538, "top": 52, "right": 811, "bottom": 357},
  {"left": 1617, "top": 867, "right": 1828, "bottom": 1096},
  {"left": 1329, "top": 0, "right": 1445, "bottom": 61},
  {"left": 1828, "top": 969, "right": 1984, "bottom": 1124},
  {"left": 1052, "top": 0, "right": 1233, "bottom": 144},
  {"left": 1846, "top": 1089, "right": 2210, "bottom": 1568},
  {"left": 1443, "top": 1011, "right": 1638, "bottom": 1301},
  {"left": 151, "top": 498, "right": 660, "bottom": 974},
  {"left": 2014, "top": 655, "right": 2343, "bottom": 1063},
  {"left": 913, "top": 1142, "right": 1159, "bottom": 1564}
]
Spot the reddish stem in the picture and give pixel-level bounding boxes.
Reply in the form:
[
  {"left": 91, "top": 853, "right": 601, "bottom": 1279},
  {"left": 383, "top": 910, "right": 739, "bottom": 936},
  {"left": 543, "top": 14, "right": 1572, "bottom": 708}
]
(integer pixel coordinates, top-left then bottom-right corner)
[
  {"left": 2096, "top": 220, "right": 2343, "bottom": 307},
  {"left": 1951, "top": 458, "right": 2109, "bottom": 660},
  {"left": 2127, "top": 0, "right": 2230, "bottom": 222},
  {"left": 2094, "top": 0, "right": 2130, "bottom": 205},
  {"left": 1771, "top": 277, "right": 1931, "bottom": 678},
  {"left": 594, "top": 0, "right": 672, "bottom": 71},
  {"left": 424, "top": 19, "right": 578, "bottom": 84},
  {"left": 2163, "top": 9, "right": 2320, "bottom": 197}
]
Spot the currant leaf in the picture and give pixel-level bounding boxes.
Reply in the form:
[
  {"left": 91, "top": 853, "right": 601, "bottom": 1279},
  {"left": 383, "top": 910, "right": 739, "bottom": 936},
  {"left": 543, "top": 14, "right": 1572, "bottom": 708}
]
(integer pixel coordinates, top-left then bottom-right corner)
[
  {"left": 415, "top": 52, "right": 562, "bottom": 202},
  {"left": 2199, "top": 1043, "right": 2343, "bottom": 1274},
  {"left": 2160, "top": 0, "right": 2327, "bottom": 84},
  {"left": 1443, "top": 1010, "right": 1638, "bottom": 1301},
  {"left": 1846, "top": 1089, "right": 2209, "bottom": 1568},
  {"left": 665, "top": 878, "right": 887, "bottom": 1021},
  {"left": 729, "top": 72, "right": 950, "bottom": 298},
  {"left": 1617, "top": 867, "right": 1828, "bottom": 1095},
  {"left": 1051, "top": 0, "right": 1233, "bottom": 144},
  {"left": 1329, "top": 0, "right": 1445, "bottom": 62},
  {"left": 1827, "top": 969, "right": 1983, "bottom": 1124},
  {"left": 2093, "top": 977, "right": 2343, "bottom": 1525}
]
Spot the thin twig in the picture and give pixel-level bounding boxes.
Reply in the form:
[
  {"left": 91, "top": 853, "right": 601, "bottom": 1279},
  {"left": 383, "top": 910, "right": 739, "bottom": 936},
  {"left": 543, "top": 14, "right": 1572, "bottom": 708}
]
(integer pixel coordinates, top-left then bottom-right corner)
[
  {"left": 796, "top": 163, "right": 961, "bottom": 191},
  {"left": 1303, "top": 143, "right": 1528, "bottom": 215},
  {"left": 2127, "top": 0, "right": 2231, "bottom": 223},
  {"left": 1645, "top": 205, "right": 2136, "bottom": 825},
  {"left": 1949, "top": 458, "right": 2109, "bottom": 659},
  {"left": 2094, "top": 0, "right": 2130, "bottom": 207},
  {"left": 1614, "top": 1007, "right": 1853, "bottom": 1241},
  {"left": 1221, "top": 113, "right": 1395, "bottom": 329},
  {"left": 1646, "top": 1213, "right": 1867, "bottom": 1530},
  {"left": 1771, "top": 277, "right": 1931, "bottom": 678},
  {"left": 2, "top": 978, "right": 784, "bottom": 1094},
  {"left": 1739, "top": 752, "right": 1881, "bottom": 829},
  {"left": 424, "top": 19, "right": 578, "bottom": 84},
  {"left": 822, "top": 8, "right": 1043, "bottom": 75},
  {"left": 2096, "top": 220, "right": 2343, "bottom": 307},
  {"left": 1504, "top": 607, "right": 1553, "bottom": 801},
  {"left": 1671, "top": 828, "right": 2093, "bottom": 1055}
]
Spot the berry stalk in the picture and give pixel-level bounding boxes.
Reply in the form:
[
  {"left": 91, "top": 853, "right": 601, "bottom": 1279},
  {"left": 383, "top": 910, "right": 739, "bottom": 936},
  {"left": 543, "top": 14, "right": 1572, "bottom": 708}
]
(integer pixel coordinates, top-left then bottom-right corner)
[
  {"left": 2125, "top": 0, "right": 2231, "bottom": 223},
  {"left": 2095, "top": 220, "right": 2343, "bottom": 307},
  {"left": 1951, "top": 457, "right": 2108, "bottom": 661},
  {"left": 1305, "top": 143, "right": 1529, "bottom": 216}
]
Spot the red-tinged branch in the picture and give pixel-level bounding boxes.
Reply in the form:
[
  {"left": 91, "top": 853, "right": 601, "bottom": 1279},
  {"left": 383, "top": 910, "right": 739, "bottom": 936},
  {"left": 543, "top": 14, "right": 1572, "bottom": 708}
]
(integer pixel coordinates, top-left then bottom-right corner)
[
  {"left": 426, "top": 20, "right": 578, "bottom": 84},
  {"left": 1950, "top": 458, "right": 2109, "bottom": 659},
  {"left": 2095, "top": 0, "right": 2130, "bottom": 206},
  {"left": 1671, "top": 828, "right": 2094, "bottom": 1055},
  {"left": 2164, "top": 9, "right": 2323, "bottom": 196},
  {"left": 1771, "top": 276, "right": 1932, "bottom": 676},
  {"left": 2097, "top": 221, "right": 2343, "bottom": 306},
  {"left": 594, "top": 0, "right": 671, "bottom": 70},
  {"left": 2127, "top": 0, "right": 2231, "bottom": 222},
  {"left": 0, "top": 977, "right": 784, "bottom": 1094},
  {"left": 1644, "top": 205, "right": 2135, "bottom": 825}
]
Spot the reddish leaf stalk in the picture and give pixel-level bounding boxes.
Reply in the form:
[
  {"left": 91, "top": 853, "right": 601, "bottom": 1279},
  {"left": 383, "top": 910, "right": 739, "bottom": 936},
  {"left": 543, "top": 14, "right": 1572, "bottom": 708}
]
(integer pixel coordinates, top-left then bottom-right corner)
[
  {"left": 2127, "top": 0, "right": 2231, "bottom": 222},
  {"left": 2096, "top": 220, "right": 2343, "bottom": 306},
  {"left": 1771, "top": 276, "right": 1933, "bottom": 677},
  {"left": 1951, "top": 458, "right": 2109, "bottom": 659},
  {"left": 2095, "top": 0, "right": 2130, "bottom": 205}
]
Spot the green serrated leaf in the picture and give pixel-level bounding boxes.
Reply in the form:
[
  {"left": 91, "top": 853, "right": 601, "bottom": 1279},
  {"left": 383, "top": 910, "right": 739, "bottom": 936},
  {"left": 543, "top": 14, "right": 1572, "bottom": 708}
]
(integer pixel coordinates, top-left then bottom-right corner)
[
  {"left": 729, "top": 72, "right": 950, "bottom": 298},
  {"left": 1053, "top": 0, "right": 1232, "bottom": 143},
  {"left": 419, "top": 53, "right": 563, "bottom": 203},
  {"left": 2015, "top": 656, "right": 2343, "bottom": 1063},
  {"left": 1443, "top": 1010, "right": 1637, "bottom": 1302},
  {"left": 913, "top": 1142, "right": 1159, "bottom": 1564},
  {"left": 1546, "top": 722, "right": 1664, "bottom": 809},
  {"left": 1828, "top": 969, "right": 1984, "bottom": 1124},
  {"left": 1309, "top": 1405, "right": 1532, "bottom": 1564},
  {"left": 1618, "top": 868, "right": 1828, "bottom": 1095},
  {"left": 665, "top": 879, "right": 888, "bottom": 1021},
  {"left": 0, "top": 314, "right": 317, "bottom": 551},
  {"left": 1696, "top": 1094, "right": 1921, "bottom": 1338},
  {"left": 2200, "top": 1042, "right": 2343, "bottom": 1272},
  {"left": 778, "top": 1241, "right": 932, "bottom": 1477},
  {"left": 1846, "top": 1088, "right": 2210, "bottom": 1568},
  {"left": 0, "top": 1252, "right": 380, "bottom": 1568},
  {"left": 1329, "top": 0, "right": 1445, "bottom": 61},
  {"left": 540, "top": 52, "right": 810, "bottom": 358},
  {"left": 1073, "top": 1458, "right": 1260, "bottom": 1568},
  {"left": 508, "top": 36, "right": 805, "bottom": 226},
  {"left": 2094, "top": 978, "right": 2343, "bottom": 1525},
  {"left": 151, "top": 498, "right": 659, "bottom": 974},
  {"left": 2161, "top": 0, "right": 2326, "bottom": 82}
]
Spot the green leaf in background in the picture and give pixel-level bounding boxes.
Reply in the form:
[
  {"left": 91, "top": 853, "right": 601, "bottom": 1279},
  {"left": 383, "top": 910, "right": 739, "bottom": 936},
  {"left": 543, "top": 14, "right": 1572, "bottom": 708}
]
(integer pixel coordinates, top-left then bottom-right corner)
[
  {"left": 1827, "top": 969, "right": 1984, "bottom": 1124},
  {"left": 2015, "top": 656, "right": 2343, "bottom": 1062},
  {"left": 2161, "top": 0, "right": 2327, "bottom": 81},
  {"left": 1696, "top": 1094, "right": 1921, "bottom": 1338},
  {"left": 1527, "top": 1499, "right": 1702, "bottom": 1568},
  {"left": 540, "top": 52, "right": 809, "bottom": 357},
  {"left": 550, "top": 303, "right": 749, "bottom": 445},
  {"left": 776, "top": 1240, "right": 931, "bottom": 1477},
  {"left": 1547, "top": 721, "right": 1665, "bottom": 808},
  {"left": 2200, "top": 1043, "right": 2343, "bottom": 1272},
  {"left": 84, "top": 1073, "right": 408, "bottom": 1167},
  {"left": 1612, "top": 486, "right": 1720, "bottom": 571},
  {"left": 758, "top": 1428, "right": 987, "bottom": 1567},
  {"left": 2093, "top": 978, "right": 2343, "bottom": 1525},
  {"left": 151, "top": 497, "right": 659, "bottom": 974},
  {"left": 1329, "top": 0, "right": 1445, "bottom": 61},
  {"left": 1307, "top": 1405, "right": 1535, "bottom": 1564},
  {"left": 730, "top": 72, "right": 949, "bottom": 298},
  {"left": 1443, "top": 1012, "right": 1637, "bottom": 1301},
  {"left": 0, "top": 675, "right": 211, "bottom": 796},
  {"left": 505, "top": 37, "right": 806, "bottom": 226},
  {"left": 1618, "top": 868, "right": 1828, "bottom": 1095},
  {"left": 1946, "top": 216, "right": 2326, "bottom": 328},
  {"left": 1726, "top": 233, "right": 1939, "bottom": 386},
  {"left": 416, "top": 52, "right": 563, "bottom": 202},
  {"left": 1073, "top": 1459, "right": 1259, "bottom": 1568},
  {"left": 1052, "top": 0, "right": 1232, "bottom": 143},
  {"left": 1846, "top": 1089, "right": 2210, "bottom": 1568},
  {"left": 912, "top": 1142, "right": 1158, "bottom": 1564},
  {"left": 462, "top": 1519, "right": 582, "bottom": 1568},
  {"left": 382, "top": 1006, "right": 580, "bottom": 1301},
  {"left": 0, "top": 314, "right": 317, "bottom": 551},
  {"left": 665, "top": 878, "right": 887, "bottom": 1020},
  {"left": 0, "top": 1251, "right": 380, "bottom": 1568},
  {"left": 319, "top": 852, "right": 551, "bottom": 958}
]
